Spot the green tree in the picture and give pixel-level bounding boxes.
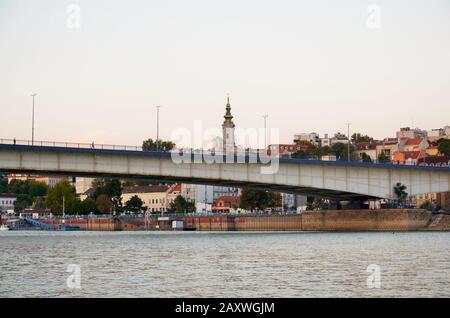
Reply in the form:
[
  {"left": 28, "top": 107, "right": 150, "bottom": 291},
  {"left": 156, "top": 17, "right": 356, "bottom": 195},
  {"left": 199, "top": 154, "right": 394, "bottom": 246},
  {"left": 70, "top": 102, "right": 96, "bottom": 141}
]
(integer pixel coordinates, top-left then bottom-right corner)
[
  {"left": 360, "top": 153, "right": 373, "bottom": 163},
  {"left": 0, "top": 175, "right": 8, "bottom": 193},
  {"left": 239, "top": 189, "right": 281, "bottom": 211},
  {"left": 92, "top": 178, "right": 123, "bottom": 210},
  {"left": 351, "top": 133, "right": 374, "bottom": 143},
  {"left": 169, "top": 195, "right": 195, "bottom": 213},
  {"left": 437, "top": 138, "right": 450, "bottom": 156},
  {"left": 125, "top": 195, "right": 147, "bottom": 213},
  {"left": 45, "top": 180, "right": 77, "bottom": 214},
  {"left": 331, "top": 142, "right": 354, "bottom": 160},
  {"left": 393, "top": 182, "right": 408, "bottom": 204},
  {"left": 72, "top": 197, "right": 98, "bottom": 215},
  {"left": 7, "top": 179, "right": 49, "bottom": 211},
  {"left": 311, "top": 146, "right": 332, "bottom": 159},
  {"left": 291, "top": 150, "right": 309, "bottom": 159},
  {"left": 142, "top": 138, "right": 176, "bottom": 152},
  {"left": 95, "top": 194, "right": 113, "bottom": 214},
  {"left": 378, "top": 151, "right": 389, "bottom": 163}
]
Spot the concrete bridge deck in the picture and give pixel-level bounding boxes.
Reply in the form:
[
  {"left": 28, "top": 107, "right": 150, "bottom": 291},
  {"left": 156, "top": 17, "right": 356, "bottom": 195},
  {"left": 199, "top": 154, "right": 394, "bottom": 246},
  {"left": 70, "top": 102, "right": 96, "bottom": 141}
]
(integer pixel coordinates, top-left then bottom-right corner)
[{"left": 1, "top": 141, "right": 449, "bottom": 200}]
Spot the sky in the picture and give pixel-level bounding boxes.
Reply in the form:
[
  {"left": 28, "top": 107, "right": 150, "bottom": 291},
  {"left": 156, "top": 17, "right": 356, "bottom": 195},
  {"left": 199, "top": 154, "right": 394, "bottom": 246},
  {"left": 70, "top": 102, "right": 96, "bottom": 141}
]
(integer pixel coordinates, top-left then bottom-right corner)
[{"left": 0, "top": 0, "right": 449, "bottom": 147}]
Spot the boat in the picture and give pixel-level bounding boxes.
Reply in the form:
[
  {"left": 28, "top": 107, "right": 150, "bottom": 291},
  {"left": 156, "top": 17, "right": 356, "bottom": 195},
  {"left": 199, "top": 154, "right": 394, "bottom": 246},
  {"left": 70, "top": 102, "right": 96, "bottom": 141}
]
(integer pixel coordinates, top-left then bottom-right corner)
[{"left": 0, "top": 224, "right": 10, "bottom": 231}]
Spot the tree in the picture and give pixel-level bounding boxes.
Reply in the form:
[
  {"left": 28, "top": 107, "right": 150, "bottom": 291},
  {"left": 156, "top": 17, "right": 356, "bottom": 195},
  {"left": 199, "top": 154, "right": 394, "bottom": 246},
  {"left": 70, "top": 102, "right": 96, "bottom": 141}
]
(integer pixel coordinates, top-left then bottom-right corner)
[
  {"left": 378, "top": 151, "right": 389, "bottom": 163},
  {"left": 72, "top": 197, "right": 98, "bottom": 215},
  {"left": 437, "top": 138, "right": 450, "bottom": 156},
  {"left": 7, "top": 179, "right": 49, "bottom": 211},
  {"left": 311, "top": 146, "right": 332, "bottom": 159},
  {"left": 0, "top": 175, "right": 8, "bottom": 193},
  {"left": 92, "top": 178, "right": 123, "bottom": 211},
  {"left": 351, "top": 133, "right": 374, "bottom": 143},
  {"left": 393, "top": 183, "right": 408, "bottom": 204},
  {"left": 361, "top": 153, "right": 373, "bottom": 163},
  {"left": 239, "top": 189, "right": 281, "bottom": 211},
  {"left": 142, "top": 138, "right": 176, "bottom": 152},
  {"left": 125, "top": 195, "right": 147, "bottom": 213},
  {"left": 331, "top": 142, "right": 354, "bottom": 160},
  {"left": 291, "top": 150, "right": 309, "bottom": 159},
  {"left": 95, "top": 194, "right": 113, "bottom": 214},
  {"left": 169, "top": 195, "right": 195, "bottom": 213},
  {"left": 45, "top": 180, "right": 77, "bottom": 214}
]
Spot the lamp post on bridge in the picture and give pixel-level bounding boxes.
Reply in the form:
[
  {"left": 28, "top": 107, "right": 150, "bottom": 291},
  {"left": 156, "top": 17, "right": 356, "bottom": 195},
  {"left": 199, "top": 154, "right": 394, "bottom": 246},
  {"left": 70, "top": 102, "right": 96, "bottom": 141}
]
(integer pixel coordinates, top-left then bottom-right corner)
[
  {"left": 263, "top": 114, "right": 268, "bottom": 151},
  {"left": 31, "top": 93, "right": 37, "bottom": 145},
  {"left": 346, "top": 123, "right": 351, "bottom": 162},
  {"left": 156, "top": 105, "right": 161, "bottom": 151}
]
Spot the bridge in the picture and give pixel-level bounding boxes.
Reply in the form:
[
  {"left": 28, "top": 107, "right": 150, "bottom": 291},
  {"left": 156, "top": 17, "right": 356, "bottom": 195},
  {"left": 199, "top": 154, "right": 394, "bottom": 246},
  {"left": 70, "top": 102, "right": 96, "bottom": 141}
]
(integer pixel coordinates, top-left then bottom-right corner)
[{"left": 1, "top": 138, "right": 449, "bottom": 200}]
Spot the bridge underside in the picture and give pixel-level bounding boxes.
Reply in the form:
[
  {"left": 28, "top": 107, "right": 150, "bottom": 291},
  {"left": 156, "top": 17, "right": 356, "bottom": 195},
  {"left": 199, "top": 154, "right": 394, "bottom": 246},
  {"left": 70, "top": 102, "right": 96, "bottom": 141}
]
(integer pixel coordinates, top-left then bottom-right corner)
[{"left": 0, "top": 168, "right": 378, "bottom": 201}]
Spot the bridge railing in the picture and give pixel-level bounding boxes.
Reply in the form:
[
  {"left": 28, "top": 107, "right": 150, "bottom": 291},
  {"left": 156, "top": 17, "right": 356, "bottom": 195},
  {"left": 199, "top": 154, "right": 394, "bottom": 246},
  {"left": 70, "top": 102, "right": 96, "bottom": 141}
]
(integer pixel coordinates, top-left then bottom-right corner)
[
  {"left": 2, "top": 137, "right": 449, "bottom": 168},
  {"left": 0, "top": 138, "right": 143, "bottom": 152}
]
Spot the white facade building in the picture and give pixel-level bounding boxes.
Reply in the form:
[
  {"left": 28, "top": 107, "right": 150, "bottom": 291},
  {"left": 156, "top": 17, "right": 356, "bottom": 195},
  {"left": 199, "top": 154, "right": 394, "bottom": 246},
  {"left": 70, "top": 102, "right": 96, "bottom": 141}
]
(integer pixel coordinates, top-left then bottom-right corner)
[
  {"left": 294, "top": 132, "right": 320, "bottom": 145},
  {"left": 0, "top": 194, "right": 16, "bottom": 213}
]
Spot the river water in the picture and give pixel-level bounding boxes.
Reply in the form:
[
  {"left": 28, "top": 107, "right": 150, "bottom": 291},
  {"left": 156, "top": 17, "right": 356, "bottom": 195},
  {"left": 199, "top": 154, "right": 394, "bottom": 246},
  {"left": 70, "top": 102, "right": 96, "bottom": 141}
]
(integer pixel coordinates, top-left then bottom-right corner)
[{"left": 1, "top": 231, "right": 449, "bottom": 298}]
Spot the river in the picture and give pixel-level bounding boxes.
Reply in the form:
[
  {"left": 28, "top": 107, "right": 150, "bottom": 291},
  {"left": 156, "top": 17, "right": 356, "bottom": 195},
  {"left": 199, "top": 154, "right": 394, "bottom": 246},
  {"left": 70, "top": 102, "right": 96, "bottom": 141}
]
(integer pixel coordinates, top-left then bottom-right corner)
[{"left": 1, "top": 231, "right": 449, "bottom": 297}]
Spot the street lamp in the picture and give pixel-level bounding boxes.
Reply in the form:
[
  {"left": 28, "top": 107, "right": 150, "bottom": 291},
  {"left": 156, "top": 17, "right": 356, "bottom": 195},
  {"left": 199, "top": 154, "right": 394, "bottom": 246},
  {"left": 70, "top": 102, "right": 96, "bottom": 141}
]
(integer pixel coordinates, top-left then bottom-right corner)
[
  {"left": 31, "top": 93, "right": 37, "bottom": 145},
  {"left": 263, "top": 114, "right": 268, "bottom": 150},
  {"left": 346, "top": 123, "right": 351, "bottom": 162},
  {"left": 156, "top": 105, "right": 161, "bottom": 151}
]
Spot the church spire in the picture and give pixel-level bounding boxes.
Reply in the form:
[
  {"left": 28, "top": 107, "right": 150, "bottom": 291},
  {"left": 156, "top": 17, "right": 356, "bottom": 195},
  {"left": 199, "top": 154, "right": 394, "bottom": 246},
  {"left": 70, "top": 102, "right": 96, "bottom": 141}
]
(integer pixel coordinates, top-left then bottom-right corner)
[{"left": 223, "top": 94, "right": 235, "bottom": 127}]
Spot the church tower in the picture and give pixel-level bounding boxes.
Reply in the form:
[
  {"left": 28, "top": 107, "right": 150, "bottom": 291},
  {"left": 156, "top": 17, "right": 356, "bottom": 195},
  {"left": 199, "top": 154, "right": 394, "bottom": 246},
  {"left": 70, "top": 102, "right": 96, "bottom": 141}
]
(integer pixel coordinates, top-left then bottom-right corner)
[{"left": 222, "top": 95, "right": 235, "bottom": 153}]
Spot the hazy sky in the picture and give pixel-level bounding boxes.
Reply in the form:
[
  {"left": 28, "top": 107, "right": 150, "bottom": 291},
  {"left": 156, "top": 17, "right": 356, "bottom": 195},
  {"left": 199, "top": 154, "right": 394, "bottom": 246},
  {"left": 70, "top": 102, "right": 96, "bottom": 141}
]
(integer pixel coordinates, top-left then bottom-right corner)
[{"left": 1, "top": 0, "right": 449, "bottom": 147}]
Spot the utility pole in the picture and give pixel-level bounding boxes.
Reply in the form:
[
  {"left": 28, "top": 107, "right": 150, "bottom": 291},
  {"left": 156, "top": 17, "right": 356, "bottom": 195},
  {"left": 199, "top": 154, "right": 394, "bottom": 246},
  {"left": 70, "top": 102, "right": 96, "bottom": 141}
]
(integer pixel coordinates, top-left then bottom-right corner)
[
  {"left": 62, "top": 195, "right": 65, "bottom": 218},
  {"left": 31, "top": 93, "right": 37, "bottom": 145},
  {"left": 263, "top": 114, "right": 268, "bottom": 151},
  {"left": 156, "top": 105, "right": 161, "bottom": 151},
  {"left": 346, "top": 123, "right": 351, "bottom": 162}
]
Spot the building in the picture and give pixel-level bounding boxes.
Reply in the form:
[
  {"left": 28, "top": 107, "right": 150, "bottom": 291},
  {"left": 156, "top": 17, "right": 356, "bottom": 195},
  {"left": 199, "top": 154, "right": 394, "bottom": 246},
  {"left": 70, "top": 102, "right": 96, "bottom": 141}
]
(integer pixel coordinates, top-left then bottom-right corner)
[
  {"left": 425, "top": 144, "right": 440, "bottom": 156},
  {"left": 376, "top": 138, "right": 399, "bottom": 160},
  {"left": 267, "top": 143, "right": 313, "bottom": 157},
  {"left": 281, "top": 193, "right": 307, "bottom": 212},
  {"left": 212, "top": 196, "right": 240, "bottom": 213},
  {"left": 122, "top": 185, "right": 169, "bottom": 213},
  {"left": 320, "top": 133, "right": 349, "bottom": 147},
  {"left": 417, "top": 156, "right": 450, "bottom": 167},
  {"left": 7, "top": 174, "right": 69, "bottom": 188},
  {"left": 392, "top": 150, "right": 428, "bottom": 165},
  {"left": 354, "top": 142, "right": 378, "bottom": 162},
  {"left": 222, "top": 95, "right": 235, "bottom": 153},
  {"left": 293, "top": 132, "right": 320, "bottom": 146},
  {"left": 75, "top": 177, "right": 95, "bottom": 195},
  {"left": 401, "top": 138, "right": 429, "bottom": 152},
  {"left": 166, "top": 184, "right": 182, "bottom": 210},
  {"left": 396, "top": 127, "right": 427, "bottom": 139},
  {"left": 181, "top": 184, "right": 239, "bottom": 212},
  {"left": 0, "top": 194, "right": 16, "bottom": 213}
]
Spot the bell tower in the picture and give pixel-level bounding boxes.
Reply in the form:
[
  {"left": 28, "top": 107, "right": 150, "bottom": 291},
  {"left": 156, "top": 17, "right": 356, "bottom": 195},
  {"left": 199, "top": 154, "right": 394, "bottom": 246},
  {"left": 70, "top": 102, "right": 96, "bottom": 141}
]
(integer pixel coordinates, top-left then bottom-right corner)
[{"left": 222, "top": 95, "right": 235, "bottom": 153}]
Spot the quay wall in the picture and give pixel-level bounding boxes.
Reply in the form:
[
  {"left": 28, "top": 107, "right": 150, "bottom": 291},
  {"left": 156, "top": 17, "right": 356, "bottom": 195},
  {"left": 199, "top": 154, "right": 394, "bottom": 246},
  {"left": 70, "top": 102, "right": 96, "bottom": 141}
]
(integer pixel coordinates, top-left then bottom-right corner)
[{"left": 37, "top": 209, "right": 440, "bottom": 231}]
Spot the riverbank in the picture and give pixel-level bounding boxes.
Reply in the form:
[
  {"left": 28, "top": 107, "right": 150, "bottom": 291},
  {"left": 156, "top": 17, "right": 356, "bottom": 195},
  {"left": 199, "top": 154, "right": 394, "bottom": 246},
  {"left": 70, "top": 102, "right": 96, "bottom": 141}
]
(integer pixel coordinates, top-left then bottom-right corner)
[{"left": 10, "top": 209, "right": 450, "bottom": 232}]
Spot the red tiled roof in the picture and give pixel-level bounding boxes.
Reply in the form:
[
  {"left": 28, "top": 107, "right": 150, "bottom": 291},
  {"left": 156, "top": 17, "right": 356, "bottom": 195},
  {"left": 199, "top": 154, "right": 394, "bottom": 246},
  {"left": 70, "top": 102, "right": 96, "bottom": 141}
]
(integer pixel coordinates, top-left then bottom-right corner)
[
  {"left": 169, "top": 184, "right": 181, "bottom": 193},
  {"left": 404, "top": 138, "right": 423, "bottom": 146},
  {"left": 213, "top": 196, "right": 240, "bottom": 206},
  {"left": 401, "top": 151, "right": 427, "bottom": 160}
]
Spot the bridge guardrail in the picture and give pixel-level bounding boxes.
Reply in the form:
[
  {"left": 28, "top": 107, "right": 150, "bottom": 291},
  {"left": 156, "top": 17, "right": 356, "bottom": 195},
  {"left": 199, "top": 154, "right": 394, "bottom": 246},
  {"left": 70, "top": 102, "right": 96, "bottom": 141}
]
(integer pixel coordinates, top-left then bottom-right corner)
[{"left": 1, "top": 137, "right": 449, "bottom": 168}]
